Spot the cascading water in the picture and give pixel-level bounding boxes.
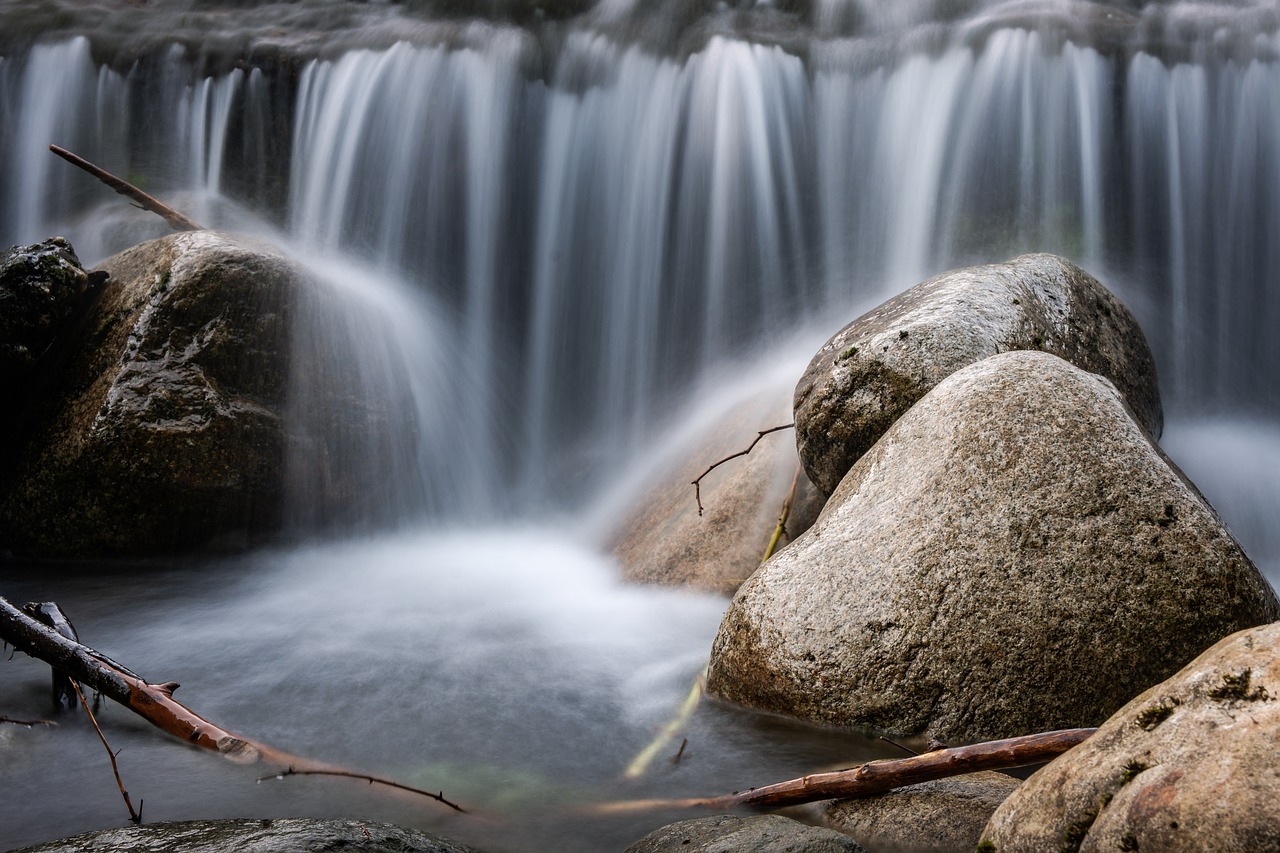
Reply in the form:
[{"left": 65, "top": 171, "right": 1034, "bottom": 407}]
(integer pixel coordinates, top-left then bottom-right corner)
[{"left": 2, "top": 2, "right": 1279, "bottom": 850}]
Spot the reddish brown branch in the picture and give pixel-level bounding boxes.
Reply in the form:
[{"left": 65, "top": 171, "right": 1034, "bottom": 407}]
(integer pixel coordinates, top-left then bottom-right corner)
[
  {"left": 257, "top": 767, "right": 467, "bottom": 813},
  {"left": 71, "top": 678, "right": 142, "bottom": 824},
  {"left": 0, "top": 597, "right": 465, "bottom": 814},
  {"left": 691, "top": 423, "right": 795, "bottom": 516},
  {"left": 49, "top": 145, "right": 204, "bottom": 232},
  {"left": 592, "top": 728, "right": 1095, "bottom": 813}
]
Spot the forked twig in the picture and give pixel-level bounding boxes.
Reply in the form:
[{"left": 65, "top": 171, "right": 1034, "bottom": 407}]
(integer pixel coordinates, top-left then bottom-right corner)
[
  {"left": 70, "top": 679, "right": 142, "bottom": 823},
  {"left": 691, "top": 423, "right": 795, "bottom": 516}
]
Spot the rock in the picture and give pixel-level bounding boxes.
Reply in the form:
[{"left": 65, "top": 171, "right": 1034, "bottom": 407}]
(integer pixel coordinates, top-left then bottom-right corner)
[
  {"left": 793, "top": 254, "right": 1162, "bottom": 495},
  {"left": 823, "top": 771, "right": 1021, "bottom": 853},
  {"left": 608, "top": 392, "right": 823, "bottom": 594},
  {"left": 981, "top": 620, "right": 1280, "bottom": 852},
  {"left": 0, "top": 237, "right": 94, "bottom": 394},
  {"left": 707, "top": 351, "right": 1278, "bottom": 742},
  {"left": 0, "top": 231, "right": 298, "bottom": 557},
  {"left": 623, "top": 814, "right": 865, "bottom": 853},
  {"left": 7, "top": 818, "right": 482, "bottom": 852}
]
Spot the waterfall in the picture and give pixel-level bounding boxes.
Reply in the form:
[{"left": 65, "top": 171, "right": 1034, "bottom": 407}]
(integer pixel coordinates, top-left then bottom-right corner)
[{"left": 2, "top": 7, "right": 1279, "bottom": 525}]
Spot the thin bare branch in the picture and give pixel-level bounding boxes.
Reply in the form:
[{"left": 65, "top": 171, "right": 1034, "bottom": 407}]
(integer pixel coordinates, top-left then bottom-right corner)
[
  {"left": 70, "top": 678, "right": 142, "bottom": 823},
  {"left": 0, "top": 716, "right": 57, "bottom": 727},
  {"left": 257, "top": 767, "right": 466, "bottom": 813},
  {"left": 691, "top": 423, "right": 795, "bottom": 516}
]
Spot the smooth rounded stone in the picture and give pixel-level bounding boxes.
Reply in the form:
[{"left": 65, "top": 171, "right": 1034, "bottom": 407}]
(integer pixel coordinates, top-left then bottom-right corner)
[
  {"left": 708, "top": 351, "right": 1279, "bottom": 742},
  {"left": 823, "top": 771, "right": 1021, "bottom": 853},
  {"left": 793, "top": 254, "right": 1162, "bottom": 495},
  {"left": 623, "top": 814, "right": 866, "bottom": 853},
  {"left": 981, "top": 621, "right": 1280, "bottom": 853},
  {"left": 0, "top": 231, "right": 297, "bottom": 556},
  {"left": 7, "top": 818, "right": 481, "bottom": 852},
  {"left": 609, "top": 392, "right": 823, "bottom": 594}
]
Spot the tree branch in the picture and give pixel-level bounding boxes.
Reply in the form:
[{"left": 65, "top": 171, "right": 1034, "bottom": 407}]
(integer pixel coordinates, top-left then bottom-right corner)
[
  {"left": 70, "top": 678, "right": 142, "bottom": 823},
  {"left": 257, "top": 767, "right": 466, "bottom": 813},
  {"left": 49, "top": 145, "right": 204, "bottom": 232},
  {"left": 592, "top": 728, "right": 1095, "bottom": 813},
  {"left": 0, "top": 597, "right": 465, "bottom": 813},
  {"left": 691, "top": 423, "right": 795, "bottom": 517}
]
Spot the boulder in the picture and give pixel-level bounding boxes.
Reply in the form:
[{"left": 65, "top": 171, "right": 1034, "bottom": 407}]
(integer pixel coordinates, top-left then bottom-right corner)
[
  {"left": 0, "top": 231, "right": 297, "bottom": 556},
  {"left": 707, "top": 351, "right": 1278, "bottom": 741},
  {"left": 793, "top": 254, "right": 1162, "bottom": 495},
  {"left": 609, "top": 392, "right": 823, "bottom": 594},
  {"left": 0, "top": 237, "right": 95, "bottom": 395},
  {"left": 623, "top": 814, "right": 865, "bottom": 853},
  {"left": 8, "top": 818, "right": 481, "bottom": 852},
  {"left": 823, "top": 771, "right": 1021, "bottom": 853},
  {"left": 981, "top": 620, "right": 1280, "bottom": 852}
]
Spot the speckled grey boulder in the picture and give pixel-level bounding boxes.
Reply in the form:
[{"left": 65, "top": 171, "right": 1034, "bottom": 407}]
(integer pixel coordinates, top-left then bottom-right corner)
[
  {"left": 6, "top": 818, "right": 481, "bottom": 853},
  {"left": 982, "top": 620, "right": 1280, "bottom": 852},
  {"left": 623, "top": 814, "right": 865, "bottom": 853},
  {"left": 708, "top": 351, "right": 1278, "bottom": 742},
  {"left": 794, "top": 254, "right": 1161, "bottom": 495},
  {"left": 823, "top": 771, "right": 1021, "bottom": 853}
]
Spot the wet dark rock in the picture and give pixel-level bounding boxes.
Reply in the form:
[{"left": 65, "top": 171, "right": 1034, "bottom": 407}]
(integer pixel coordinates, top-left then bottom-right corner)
[
  {"left": 793, "top": 254, "right": 1162, "bottom": 496},
  {"left": 7, "top": 817, "right": 482, "bottom": 852},
  {"left": 0, "top": 231, "right": 298, "bottom": 557},
  {"left": 0, "top": 237, "right": 95, "bottom": 397},
  {"left": 822, "top": 771, "right": 1021, "bottom": 853},
  {"left": 709, "top": 351, "right": 1278, "bottom": 741},
  {"left": 982, "top": 620, "right": 1280, "bottom": 852},
  {"left": 623, "top": 813, "right": 865, "bottom": 853}
]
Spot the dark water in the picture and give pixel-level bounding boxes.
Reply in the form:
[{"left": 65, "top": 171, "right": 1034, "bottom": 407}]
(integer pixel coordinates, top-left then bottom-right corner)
[{"left": 2, "top": 2, "right": 1279, "bottom": 850}]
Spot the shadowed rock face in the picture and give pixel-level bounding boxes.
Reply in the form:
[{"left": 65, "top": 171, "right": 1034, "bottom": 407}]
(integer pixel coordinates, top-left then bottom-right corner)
[
  {"left": 709, "top": 351, "right": 1277, "bottom": 742},
  {"left": 981, "top": 620, "right": 1280, "bottom": 853},
  {"left": 8, "top": 818, "right": 481, "bottom": 853},
  {"left": 0, "top": 231, "right": 298, "bottom": 557},
  {"left": 794, "top": 254, "right": 1161, "bottom": 496},
  {"left": 0, "top": 237, "right": 92, "bottom": 395}
]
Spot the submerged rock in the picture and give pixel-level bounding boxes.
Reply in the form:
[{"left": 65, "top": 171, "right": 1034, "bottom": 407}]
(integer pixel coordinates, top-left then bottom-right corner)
[
  {"left": 822, "top": 771, "right": 1021, "bottom": 853},
  {"left": 0, "top": 231, "right": 297, "bottom": 556},
  {"left": 708, "top": 351, "right": 1278, "bottom": 741},
  {"left": 8, "top": 818, "right": 482, "bottom": 852},
  {"left": 793, "top": 254, "right": 1162, "bottom": 495},
  {"left": 623, "top": 814, "right": 865, "bottom": 853},
  {"left": 609, "top": 391, "right": 822, "bottom": 594},
  {"left": 981, "top": 620, "right": 1280, "bottom": 852}
]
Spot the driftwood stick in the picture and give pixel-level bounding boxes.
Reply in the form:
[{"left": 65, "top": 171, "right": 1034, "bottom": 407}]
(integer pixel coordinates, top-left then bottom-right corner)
[
  {"left": 70, "top": 678, "right": 143, "bottom": 823},
  {"left": 257, "top": 768, "right": 466, "bottom": 813},
  {"left": 592, "top": 728, "right": 1095, "bottom": 814},
  {"left": 0, "top": 716, "right": 57, "bottom": 727},
  {"left": 623, "top": 666, "right": 707, "bottom": 780},
  {"left": 48, "top": 145, "right": 204, "bottom": 232},
  {"left": 691, "top": 423, "right": 794, "bottom": 517},
  {"left": 0, "top": 597, "right": 465, "bottom": 813}
]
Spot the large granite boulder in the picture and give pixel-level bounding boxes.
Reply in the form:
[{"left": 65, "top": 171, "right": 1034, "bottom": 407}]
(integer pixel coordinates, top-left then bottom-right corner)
[
  {"left": 794, "top": 254, "right": 1162, "bottom": 495},
  {"left": 8, "top": 818, "right": 481, "bottom": 852},
  {"left": 0, "top": 231, "right": 297, "bottom": 556},
  {"left": 623, "top": 814, "right": 865, "bottom": 853},
  {"left": 608, "top": 391, "right": 823, "bottom": 594},
  {"left": 823, "top": 771, "right": 1021, "bottom": 853},
  {"left": 981, "top": 620, "right": 1280, "bottom": 852},
  {"left": 708, "top": 351, "right": 1278, "bottom": 741}
]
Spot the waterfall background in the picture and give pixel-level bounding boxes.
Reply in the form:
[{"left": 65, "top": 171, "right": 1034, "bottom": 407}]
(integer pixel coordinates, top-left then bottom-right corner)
[{"left": 3, "top": 4, "right": 1280, "bottom": 850}]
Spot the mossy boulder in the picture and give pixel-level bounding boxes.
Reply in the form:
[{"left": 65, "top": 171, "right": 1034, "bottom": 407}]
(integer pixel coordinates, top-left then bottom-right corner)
[
  {"left": 981, "top": 621, "right": 1280, "bottom": 852},
  {"left": 608, "top": 390, "right": 822, "bottom": 594},
  {"left": 0, "top": 231, "right": 298, "bottom": 557},
  {"left": 8, "top": 818, "right": 481, "bottom": 852},
  {"left": 794, "top": 254, "right": 1162, "bottom": 495},
  {"left": 708, "top": 351, "right": 1278, "bottom": 741}
]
